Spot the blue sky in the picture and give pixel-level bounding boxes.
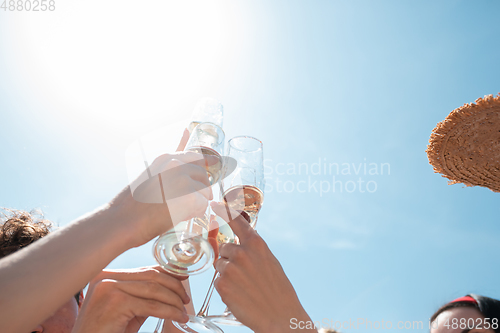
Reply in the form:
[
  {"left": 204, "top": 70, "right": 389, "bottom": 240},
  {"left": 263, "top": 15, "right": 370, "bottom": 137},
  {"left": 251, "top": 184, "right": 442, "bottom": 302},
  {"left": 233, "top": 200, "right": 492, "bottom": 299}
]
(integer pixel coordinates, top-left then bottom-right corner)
[{"left": 1, "top": 1, "right": 499, "bottom": 332}]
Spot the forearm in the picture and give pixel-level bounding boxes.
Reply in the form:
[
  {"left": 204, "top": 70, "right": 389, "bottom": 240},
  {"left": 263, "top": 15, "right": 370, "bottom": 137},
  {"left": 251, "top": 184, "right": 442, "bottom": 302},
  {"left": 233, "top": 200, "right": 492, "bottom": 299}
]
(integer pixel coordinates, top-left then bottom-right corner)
[
  {"left": 0, "top": 202, "right": 133, "bottom": 332},
  {"left": 0, "top": 147, "right": 209, "bottom": 332},
  {"left": 270, "top": 309, "right": 317, "bottom": 333}
]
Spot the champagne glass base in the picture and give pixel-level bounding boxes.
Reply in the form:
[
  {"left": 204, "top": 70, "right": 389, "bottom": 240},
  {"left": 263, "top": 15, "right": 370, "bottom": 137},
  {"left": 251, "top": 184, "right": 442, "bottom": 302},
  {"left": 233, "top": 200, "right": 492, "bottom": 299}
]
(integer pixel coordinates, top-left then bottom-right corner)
[
  {"left": 173, "top": 316, "right": 224, "bottom": 333},
  {"left": 153, "top": 231, "right": 214, "bottom": 276},
  {"left": 207, "top": 313, "right": 243, "bottom": 326}
]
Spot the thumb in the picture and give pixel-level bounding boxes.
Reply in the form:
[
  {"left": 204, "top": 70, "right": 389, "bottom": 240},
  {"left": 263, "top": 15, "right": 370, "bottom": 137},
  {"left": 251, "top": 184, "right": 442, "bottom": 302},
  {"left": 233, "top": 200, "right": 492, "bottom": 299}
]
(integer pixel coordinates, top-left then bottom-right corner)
[{"left": 176, "top": 128, "right": 190, "bottom": 152}]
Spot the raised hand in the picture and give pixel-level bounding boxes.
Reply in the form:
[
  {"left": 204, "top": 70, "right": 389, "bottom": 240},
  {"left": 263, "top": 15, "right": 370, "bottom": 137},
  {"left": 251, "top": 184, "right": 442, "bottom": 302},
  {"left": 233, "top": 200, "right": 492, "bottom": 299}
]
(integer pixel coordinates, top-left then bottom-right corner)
[
  {"left": 211, "top": 202, "right": 316, "bottom": 333},
  {"left": 72, "top": 266, "right": 190, "bottom": 333},
  {"left": 112, "top": 129, "right": 220, "bottom": 248}
]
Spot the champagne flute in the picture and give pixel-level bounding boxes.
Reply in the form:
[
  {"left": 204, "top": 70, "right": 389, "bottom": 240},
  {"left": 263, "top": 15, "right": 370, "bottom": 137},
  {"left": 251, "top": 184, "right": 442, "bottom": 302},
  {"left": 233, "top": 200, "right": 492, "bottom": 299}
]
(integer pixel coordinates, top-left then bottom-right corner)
[
  {"left": 173, "top": 136, "right": 265, "bottom": 332},
  {"left": 152, "top": 123, "right": 225, "bottom": 333},
  {"left": 153, "top": 99, "right": 223, "bottom": 333},
  {"left": 208, "top": 136, "right": 264, "bottom": 326}
]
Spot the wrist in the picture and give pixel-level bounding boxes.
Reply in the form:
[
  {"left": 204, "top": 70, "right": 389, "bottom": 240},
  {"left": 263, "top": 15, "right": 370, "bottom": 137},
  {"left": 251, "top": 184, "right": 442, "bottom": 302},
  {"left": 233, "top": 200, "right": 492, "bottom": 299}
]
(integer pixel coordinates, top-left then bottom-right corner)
[
  {"left": 256, "top": 310, "right": 316, "bottom": 333},
  {"left": 107, "top": 184, "right": 176, "bottom": 248},
  {"left": 105, "top": 186, "right": 151, "bottom": 248}
]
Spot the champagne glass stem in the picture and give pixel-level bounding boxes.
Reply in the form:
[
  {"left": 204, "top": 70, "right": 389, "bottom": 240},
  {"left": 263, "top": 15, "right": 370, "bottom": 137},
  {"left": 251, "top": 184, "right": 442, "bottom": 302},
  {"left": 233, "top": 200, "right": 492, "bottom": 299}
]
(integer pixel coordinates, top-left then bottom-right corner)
[
  {"left": 186, "top": 218, "right": 194, "bottom": 233},
  {"left": 184, "top": 181, "right": 232, "bottom": 321},
  {"left": 194, "top": 186, "right": 220, "bottom": 318},
  {"left": 196, "top": 271, "right": 219, "bottom": 317},
  {"left": 154, "top": 318, "right": 163, "bottom": 333}
]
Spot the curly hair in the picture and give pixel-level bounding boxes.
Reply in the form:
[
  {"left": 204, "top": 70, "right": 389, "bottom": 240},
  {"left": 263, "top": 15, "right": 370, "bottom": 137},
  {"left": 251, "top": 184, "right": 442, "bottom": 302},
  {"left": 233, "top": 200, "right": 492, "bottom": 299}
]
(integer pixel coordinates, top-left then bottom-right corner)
[
  {"left": 0, "top": 208, "right": 81, "bottom": 305},
  {"left": 0, "top": 208, "right": 53, "bottom": 258}
]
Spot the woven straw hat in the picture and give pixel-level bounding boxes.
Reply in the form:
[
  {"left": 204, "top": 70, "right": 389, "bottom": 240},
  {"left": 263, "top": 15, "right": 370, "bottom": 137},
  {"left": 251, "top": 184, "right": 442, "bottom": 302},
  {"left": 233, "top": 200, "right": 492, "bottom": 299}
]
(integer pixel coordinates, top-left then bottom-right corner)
[{"left": 426, "top": 94, "right": 500, "bottom": 193}]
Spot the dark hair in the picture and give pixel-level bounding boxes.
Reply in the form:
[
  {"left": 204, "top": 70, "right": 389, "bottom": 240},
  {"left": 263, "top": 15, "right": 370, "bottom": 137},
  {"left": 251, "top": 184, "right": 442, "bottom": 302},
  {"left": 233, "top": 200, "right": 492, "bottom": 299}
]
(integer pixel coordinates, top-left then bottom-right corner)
[
  {"left": 431, "top": 294, "right": 500, "bottom": 333},
  {"left": 0, "top": 208, "right": 81, "bottom": 305}
]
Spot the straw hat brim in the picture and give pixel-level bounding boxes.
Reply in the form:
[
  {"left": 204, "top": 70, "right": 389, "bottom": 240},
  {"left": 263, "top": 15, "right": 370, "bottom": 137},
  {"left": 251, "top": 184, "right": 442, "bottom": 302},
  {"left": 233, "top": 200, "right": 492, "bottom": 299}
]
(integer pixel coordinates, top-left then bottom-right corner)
[{"left": 426, "top": 94, "right": 500, "bottom": 193}]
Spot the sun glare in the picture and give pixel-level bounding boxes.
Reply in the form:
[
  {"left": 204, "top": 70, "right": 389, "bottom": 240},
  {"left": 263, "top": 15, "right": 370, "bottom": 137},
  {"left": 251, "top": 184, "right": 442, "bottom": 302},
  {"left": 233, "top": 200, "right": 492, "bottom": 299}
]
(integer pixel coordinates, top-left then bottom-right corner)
[{"left": 4, "top": 0, "right": 234, "bottom": 130}]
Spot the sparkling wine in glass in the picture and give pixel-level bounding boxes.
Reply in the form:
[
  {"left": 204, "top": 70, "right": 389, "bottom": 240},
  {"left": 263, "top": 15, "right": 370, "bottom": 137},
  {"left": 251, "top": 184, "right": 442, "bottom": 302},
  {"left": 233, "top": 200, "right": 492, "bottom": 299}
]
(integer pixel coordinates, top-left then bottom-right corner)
[{"left": 222, "top": 184, "right": 263, "bottom": 228}]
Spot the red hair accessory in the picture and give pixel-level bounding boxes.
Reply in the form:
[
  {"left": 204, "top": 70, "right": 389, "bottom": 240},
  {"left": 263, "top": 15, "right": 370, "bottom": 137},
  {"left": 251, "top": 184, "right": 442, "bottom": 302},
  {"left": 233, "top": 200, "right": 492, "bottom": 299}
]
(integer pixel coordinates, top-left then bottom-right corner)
[{"left": 450, "top": 296, "right": 478, "bottom": 305}]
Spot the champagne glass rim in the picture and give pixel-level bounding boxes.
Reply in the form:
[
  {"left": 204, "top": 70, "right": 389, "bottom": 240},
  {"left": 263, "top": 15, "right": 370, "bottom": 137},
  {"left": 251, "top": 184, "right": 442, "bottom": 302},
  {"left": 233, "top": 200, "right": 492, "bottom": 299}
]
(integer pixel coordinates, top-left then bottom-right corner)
[
  {"left": 191, "top": 122, "right": 225, "bottom": 145},
  {"left": 228, "top": 136, "right": 263, "bottom": 152}
]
